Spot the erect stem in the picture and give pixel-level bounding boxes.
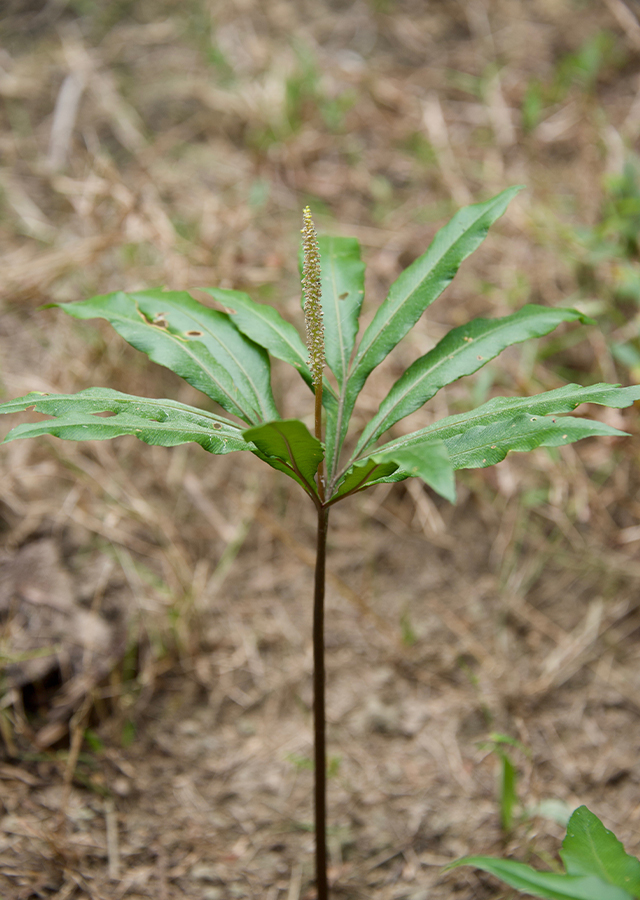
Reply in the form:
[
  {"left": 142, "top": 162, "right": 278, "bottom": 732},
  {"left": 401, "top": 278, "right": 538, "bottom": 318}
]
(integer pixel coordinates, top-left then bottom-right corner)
[
  {"left": 315, "top": 382, "right": 325, "bottom": 503},
  {"left": 313, "top": 502, "right": 329, "bottom": 900}
]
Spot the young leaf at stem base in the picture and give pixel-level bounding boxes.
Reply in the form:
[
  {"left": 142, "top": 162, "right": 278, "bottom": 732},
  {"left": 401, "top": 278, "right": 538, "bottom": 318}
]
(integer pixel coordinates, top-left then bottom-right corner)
[
  {"left": 243, "top": 419, "right": 324, "bottom": 498},
  {"left": 332, "top": 440, "right": 455, "bottom": 503}
]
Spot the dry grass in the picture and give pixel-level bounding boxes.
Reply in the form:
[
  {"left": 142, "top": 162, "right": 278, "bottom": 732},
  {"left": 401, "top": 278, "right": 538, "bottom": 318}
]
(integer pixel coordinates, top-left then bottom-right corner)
[{"left": 1, "top": 1, "right": 640, "bottom": 898}]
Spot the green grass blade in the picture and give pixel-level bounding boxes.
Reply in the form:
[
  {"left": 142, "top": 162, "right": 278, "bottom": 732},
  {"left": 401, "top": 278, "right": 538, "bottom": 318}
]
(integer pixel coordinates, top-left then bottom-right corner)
[
  {"left": 0, "top": 389, "right": 250, "bottom": 454},
  {"left": 370, "top": 383, "right": 640, "bottom": 458},
  {"left": 56, "top": 290, "right": 279, "bottom": 424},
  {"left": 243, "top": 419, "right": 323, "bottom": 496},
  {"left": 447, "top": 857, "right": 633, "bottom": 900},
  {"left": 355, "top": 305, "right": 593, "bottom": 455},
  {"left": 561, "top": 807, "right": 640, "bottom": 897},
  {"left": 499, "top": 750, "right": 518, "bottom": 833}
]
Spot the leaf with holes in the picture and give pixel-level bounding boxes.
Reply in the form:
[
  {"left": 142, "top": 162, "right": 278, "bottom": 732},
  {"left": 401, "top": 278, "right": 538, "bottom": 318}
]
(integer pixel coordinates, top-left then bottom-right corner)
[{"left": 55, "top": 290, "right": 278, "bottom": 424}]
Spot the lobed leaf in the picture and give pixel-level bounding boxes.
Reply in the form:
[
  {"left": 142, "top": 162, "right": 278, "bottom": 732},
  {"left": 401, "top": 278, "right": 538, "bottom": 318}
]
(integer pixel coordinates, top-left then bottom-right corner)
[
  {"left": 0, "top": 389, "right": 250, "bottom": 454},
  {"left": 243, "top": 419, "right": 323, "bottom": 496},
  {"left": 355, "top": 305, "right": 594, "bottom": 455},
  {"left": 447, "top": 857, "right": 633, "bottom": 900},
  {"left": 561, "top": 807, "right": 640, "bottom": 897},
  {"left": 56, "top": 290, "right": 279, "bottom": 424}
]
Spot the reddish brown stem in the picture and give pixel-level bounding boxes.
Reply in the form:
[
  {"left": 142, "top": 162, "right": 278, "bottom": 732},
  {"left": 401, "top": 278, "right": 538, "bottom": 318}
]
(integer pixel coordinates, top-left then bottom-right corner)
[{"left": 313, "top": 502, "right": 329, "bottom": 900}]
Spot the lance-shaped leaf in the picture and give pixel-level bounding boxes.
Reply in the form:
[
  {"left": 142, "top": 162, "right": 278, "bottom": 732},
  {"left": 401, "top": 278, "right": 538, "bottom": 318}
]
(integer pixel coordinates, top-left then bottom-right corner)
[
  {"left": 316, "top": 236, "right": 365, "bottom": 387},
  {"left": 561, "top": 807, "right": 640, "bottom": 896},
  {"left": 243, "top": 419, "right": 324, "bottom": 496},
  {"left": 443, "top": 413, "right": 626, "bottom": 470},
  {"left": 315, "top": 236, "right": 365, "bottom": 476},
  {"left": 447, "top": 856, "right": 633, "bottom": 900},
  {"left": 333, "top": 186, "right": 522, "bottom": 453},
  {"left": 343, "top": 411, "right": 630, "bottom": 492},
  {"left": 0, "top": 389, "right": 250, "bottom": 454},
  {"left": 56, "top": 290, "right": 278, "bottom": 424},
  {"left": 371, "top": 383, "right": 640, "bottom": 458},
  {"left": 355, "top": 305, "right": 594, "bottom": 455},
  {"left": 201, "top": 287, "right": 316, "bottom": 391}
]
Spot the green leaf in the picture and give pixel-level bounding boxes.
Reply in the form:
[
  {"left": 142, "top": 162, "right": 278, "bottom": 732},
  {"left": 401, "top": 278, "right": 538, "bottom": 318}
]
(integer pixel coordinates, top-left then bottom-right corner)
[
  {"left": 332, "top": 440, "right": 455, "bottom": 503},
  {"left": 448, "top": 857, "right": 633, "bottom": 900},
  {"left": 200, "top": 287, "right": 315, "bottom": 390},
  {"left": 376, "top": 443, "right": 456, "bottom": 502},
  {"left": 443, "top": 413, "right": 627, "bottom": 470},
  {"left": 56, "top": 290, "right": 278, "bottom": 424},
  {"left": 561, "top": 807, "right": 640, "bottom": 897},
  {"left": 373, "top": 383, "right": 640, "bottom": 458},
  {"left": 356, "top": 413, "right": 626, "bottom": 486},
  {"left": 316, "top": 236, "right": 365, "bottom": 388},
  {"left": 355, "top": 305, "right": 593, "bottom": 455},
  {"left": 346, "top": 185, "right": 522, "bottom": 389},
  {"left": 243, "top": 419, "right": 323, "bottom": 495},
  {"left": 329, "top": 458, "right": 400, "bottom": 502},
  {"left": 0, "top": 389, "right": 250, "bottom": 454},
  {"left": 316, "top": 236, "right": 366, "bottom": 479}
]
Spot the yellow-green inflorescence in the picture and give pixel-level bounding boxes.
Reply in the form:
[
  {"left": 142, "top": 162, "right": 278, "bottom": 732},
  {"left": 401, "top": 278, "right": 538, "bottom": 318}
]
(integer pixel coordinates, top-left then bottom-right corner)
[{"left": 301, "top": 207, "right": 325, "bottom": 388}]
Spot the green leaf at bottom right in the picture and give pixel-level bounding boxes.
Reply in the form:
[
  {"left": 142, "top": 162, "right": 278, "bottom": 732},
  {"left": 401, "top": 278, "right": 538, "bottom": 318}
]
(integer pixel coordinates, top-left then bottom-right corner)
[
  {"left": 447, "top": 806, "right": 640, "bottom": 900},
  {"left": 447, "top": 857, "right": 634, "bottom": 900},
  {"left": 560, "top": 807, "right": 640, "bottom": 897}
]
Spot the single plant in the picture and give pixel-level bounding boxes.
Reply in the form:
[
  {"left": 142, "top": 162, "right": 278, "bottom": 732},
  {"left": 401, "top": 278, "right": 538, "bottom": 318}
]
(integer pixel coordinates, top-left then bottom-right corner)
[
  {"left": 2, "top": 188, "right": 639, "bottom": 898},
  {"left": 450, "top": 805, "right": 640, "bottom": 900},
  {"left": 479, "top": 731, "right": 530, "bottom": 835}
]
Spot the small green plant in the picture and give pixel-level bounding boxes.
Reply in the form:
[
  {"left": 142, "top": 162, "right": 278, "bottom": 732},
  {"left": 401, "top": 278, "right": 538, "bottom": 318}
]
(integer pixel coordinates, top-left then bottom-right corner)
[
  {"left": 450, "top": 805, "right": 640, "bottom": 900},
  {"left": 479, "top": 732, "right": 530, "bottom": 834},
  {"left": 1, "top": 188, "right": 639, "bottom": 898}
]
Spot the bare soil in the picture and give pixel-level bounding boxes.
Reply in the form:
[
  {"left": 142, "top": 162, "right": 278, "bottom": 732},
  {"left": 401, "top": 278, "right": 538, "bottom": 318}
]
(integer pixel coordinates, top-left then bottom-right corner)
[{"left": 1, "top": 1, "right": 640, "bottom": 898}]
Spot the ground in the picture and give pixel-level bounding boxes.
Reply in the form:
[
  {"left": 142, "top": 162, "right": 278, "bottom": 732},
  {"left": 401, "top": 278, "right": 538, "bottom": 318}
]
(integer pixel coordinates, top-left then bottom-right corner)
[{"left": 1, "top": 1, "right": 640, "bottom": 898}]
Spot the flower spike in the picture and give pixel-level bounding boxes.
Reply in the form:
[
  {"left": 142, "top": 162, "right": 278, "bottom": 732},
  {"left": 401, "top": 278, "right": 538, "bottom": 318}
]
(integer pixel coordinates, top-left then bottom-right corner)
[{"left": 302, "top": 207, "right": 325, "bottom": 388}]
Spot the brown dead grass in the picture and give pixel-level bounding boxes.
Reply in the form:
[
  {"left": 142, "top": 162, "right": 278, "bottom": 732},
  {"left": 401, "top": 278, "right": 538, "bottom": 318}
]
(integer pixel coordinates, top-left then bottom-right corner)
[{"left": 1, "top": 0, "right": 640, "bottom": 898}]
